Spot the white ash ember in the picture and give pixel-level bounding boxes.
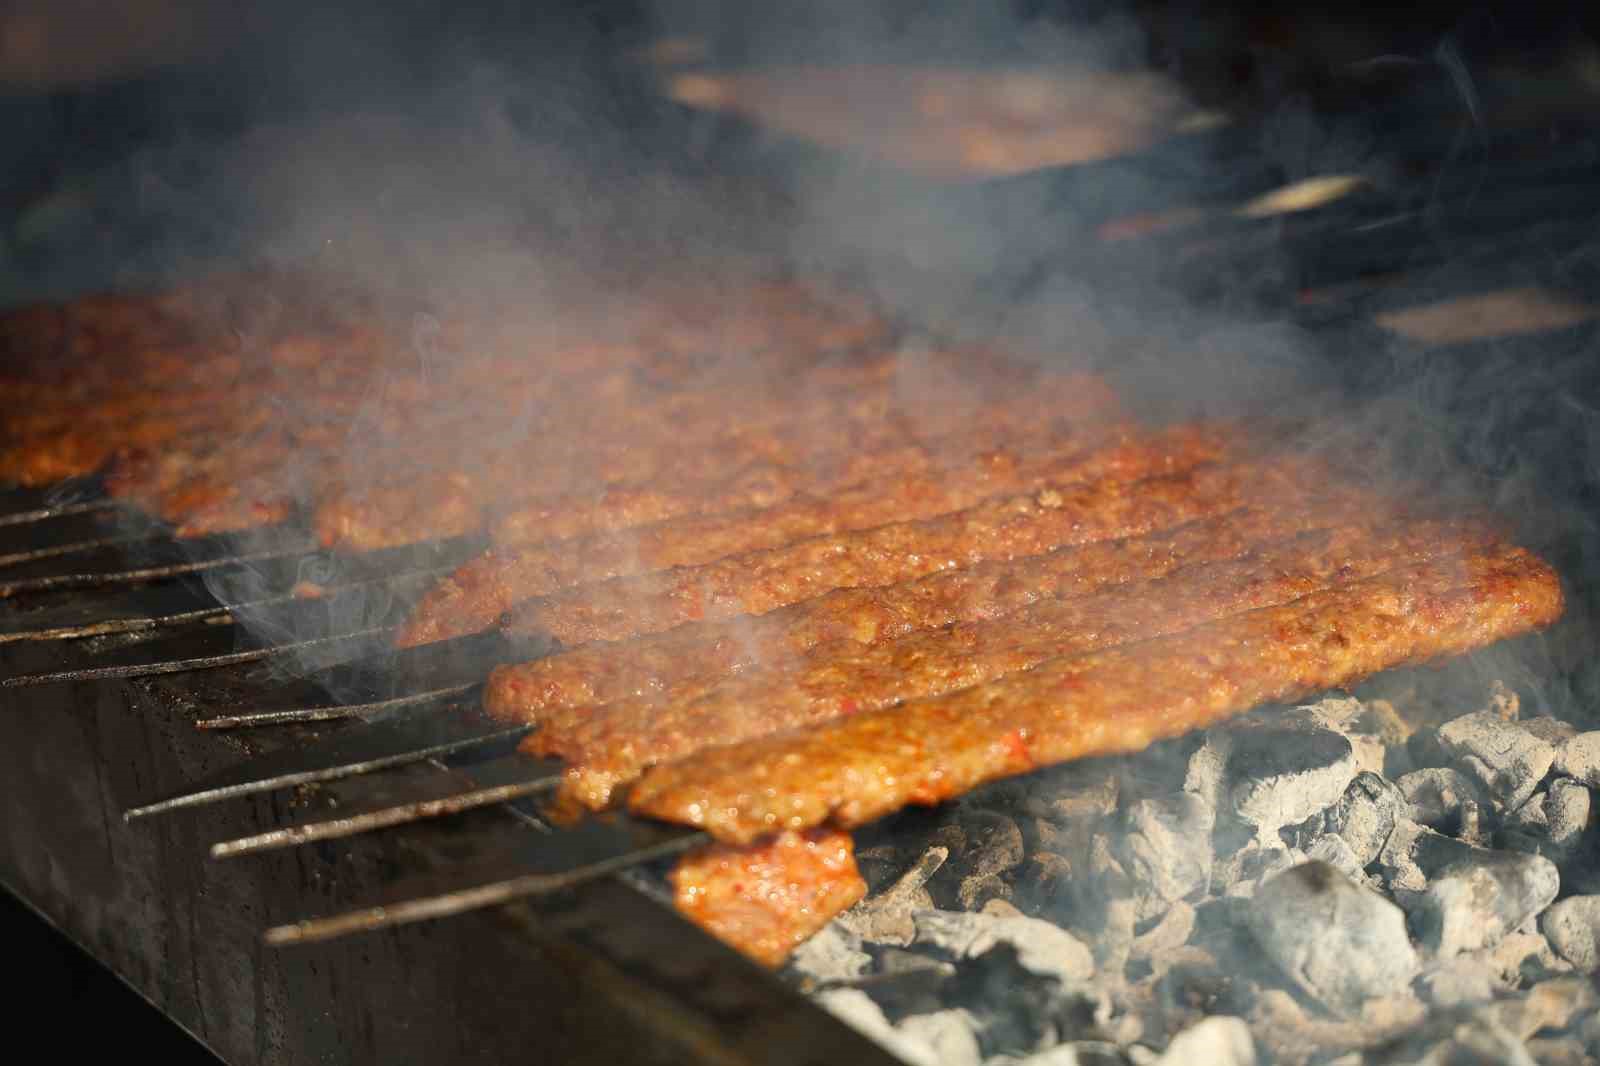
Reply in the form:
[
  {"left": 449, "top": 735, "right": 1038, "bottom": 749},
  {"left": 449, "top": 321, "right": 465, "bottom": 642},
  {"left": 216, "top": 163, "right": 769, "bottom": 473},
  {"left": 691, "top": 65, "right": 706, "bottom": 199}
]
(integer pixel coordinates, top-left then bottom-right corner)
[{"left": 793, "top": 684, "right": 1600, "bottom": 1066}]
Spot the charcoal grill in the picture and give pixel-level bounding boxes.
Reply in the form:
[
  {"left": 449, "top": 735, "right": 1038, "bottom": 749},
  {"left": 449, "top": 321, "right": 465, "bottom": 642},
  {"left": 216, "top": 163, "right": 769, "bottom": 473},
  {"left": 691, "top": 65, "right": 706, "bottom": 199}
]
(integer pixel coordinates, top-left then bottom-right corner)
[
  {"left": 7, "top": 10, "right": 1600, "bottom": 1063},
  {"left": 0, "top": 576, "right": 907, "bottom": 1065}
]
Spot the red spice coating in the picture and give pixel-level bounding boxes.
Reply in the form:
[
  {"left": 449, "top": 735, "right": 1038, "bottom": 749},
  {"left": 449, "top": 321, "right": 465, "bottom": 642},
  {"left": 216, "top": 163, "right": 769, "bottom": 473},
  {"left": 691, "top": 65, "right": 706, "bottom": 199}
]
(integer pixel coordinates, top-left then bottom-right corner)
[
  {"left": 669, "top": 828, "right": 866, "bottom": 967},
  {"left": 630, "top": 542, "right": 1563, "bottom": 843},
  {"left": 534, "top": 516, "right": 1492, "bottom": 808},
  {"left": 496, "top": 449, "right": 1300, "bottom": 649},
  {"left": 480, "top": 492, "right": 1385, "bottom": 728},
  {"left": 397, "top": 420, "right": 1223, "bottom": 648}
]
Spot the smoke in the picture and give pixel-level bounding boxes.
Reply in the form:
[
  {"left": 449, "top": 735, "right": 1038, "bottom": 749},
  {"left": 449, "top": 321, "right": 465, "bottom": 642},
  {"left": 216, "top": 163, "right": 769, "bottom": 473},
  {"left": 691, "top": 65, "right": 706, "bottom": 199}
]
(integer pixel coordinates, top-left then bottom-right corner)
[
  {"left": 13, "top": 8, "right": 1600, "bottom": 1052},
  {"left": 9, "top": 6, "right": 1597, "bottom": 742}
]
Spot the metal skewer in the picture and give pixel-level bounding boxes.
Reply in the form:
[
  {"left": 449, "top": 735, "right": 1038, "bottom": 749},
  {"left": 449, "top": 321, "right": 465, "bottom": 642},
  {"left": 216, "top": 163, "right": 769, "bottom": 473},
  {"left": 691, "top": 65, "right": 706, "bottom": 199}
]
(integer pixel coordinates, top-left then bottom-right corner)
[
  {"left": 2, "top": 622, "right": 395, "bottom": 687},
  {"left": 0, "top": 541, "right": 316, "bottom": 598},
  {"left": 262, "top": 819, "right": 707, "bottom": 946},
  {"left": 196, "top": 682, "right": 479, "bottom": 730},
  {"left": 0, "top": 531, "right": 157, "bottom": 569},
  {"left": 124, "top": 714, "right": 535, "bottom": 819},
  {"left": 210, "top": 752, "right": 557, "bottom": 857},
  {"left": 0, "top": 477, "right": 110, "bottom": 526},
  {"left": 188, "top": 629, "right": 528, "bottom": 727},
  {"left": 0, "top": 565, "right": 456, "bottom": 645},
  {"left": 0, "top": 496, "right": 119, "bottom": 527},
  {"left": 0, "top": 530, "right": 483, "bottom": 601}
]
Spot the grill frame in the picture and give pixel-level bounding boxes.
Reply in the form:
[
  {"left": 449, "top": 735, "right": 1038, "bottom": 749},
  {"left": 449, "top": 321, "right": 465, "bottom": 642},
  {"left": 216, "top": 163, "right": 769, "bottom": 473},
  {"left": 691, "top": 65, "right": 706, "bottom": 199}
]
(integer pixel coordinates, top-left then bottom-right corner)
[{"left": 0, "top": 587, "right": 904, "bottom": 1066}]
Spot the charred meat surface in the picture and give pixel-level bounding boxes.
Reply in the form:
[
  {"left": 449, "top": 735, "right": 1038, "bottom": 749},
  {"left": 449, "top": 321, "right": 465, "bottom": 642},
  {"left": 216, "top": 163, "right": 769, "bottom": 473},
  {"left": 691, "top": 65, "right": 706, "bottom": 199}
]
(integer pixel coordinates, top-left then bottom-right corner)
[
  {"left": 530, "top": 517, "right": 1494, "bottom": 809},
  {"left": 494, "top": 451, "right": 1288, "bottom": 648},
  {"left": 631, "top": 542, "right": 1562, "bottom": 843},
  {"left": 0, "top": 273, "right": 956, "bottom": 544},
  {"left": 670, "top": 828, "right": 867, "bottom": 968},
  {"left": 399, "top": 421, "right": 1227, "bottom": 647},
  {"left": 482, "top": 499, "right": 1377, "bottom": 725}
]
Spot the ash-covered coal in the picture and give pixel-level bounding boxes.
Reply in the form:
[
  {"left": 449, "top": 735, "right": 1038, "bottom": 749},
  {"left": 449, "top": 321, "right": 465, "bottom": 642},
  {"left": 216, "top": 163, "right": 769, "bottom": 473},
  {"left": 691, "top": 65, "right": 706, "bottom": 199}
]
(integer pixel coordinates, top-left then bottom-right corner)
[{"left": 798, "top": 681, "right": 1600, "bottom": 1065}]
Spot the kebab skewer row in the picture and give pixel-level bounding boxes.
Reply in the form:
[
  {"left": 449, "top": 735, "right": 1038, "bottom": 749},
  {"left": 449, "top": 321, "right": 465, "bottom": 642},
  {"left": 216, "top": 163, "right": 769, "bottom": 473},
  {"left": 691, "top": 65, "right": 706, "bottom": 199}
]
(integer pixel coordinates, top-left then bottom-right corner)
[
  {"left": 196, "top": 460, "right": 1376, "bottom": 832},
  {"left": 212, "top": 328, "right": 931, "bottom": 546},
  {"left": 202, "top": 473, "right": 1376, "bottom": 838},
  {"left": 653, "top": 540, "right": 1561, "bottom": 963},
  {"left": 479, "top": 376, "right": 1129, "bottom": 546},
  {"left": 632, "top": 540, "right": 1562, "bottom": 844},
  {"left": 248, "top": 530, "right": 1560, "bottom": 962},
  {"left": 318, "top": 369, "right": 1123, "bottom": 554},
  {"left": 533, "top": 515, "right": 1494, "bottom": 809},
  {"left": 398, "top": 422, "right": 1236, "bottom": 647},
  {"left": 480, "top": 491, "right": 1385, "bottom": 727},
  {"left": 491, "top": 448, "right": 1294, "bottom": 650},
  {"left": 0, "top": 277, "right": 893, "bottom": 523}
]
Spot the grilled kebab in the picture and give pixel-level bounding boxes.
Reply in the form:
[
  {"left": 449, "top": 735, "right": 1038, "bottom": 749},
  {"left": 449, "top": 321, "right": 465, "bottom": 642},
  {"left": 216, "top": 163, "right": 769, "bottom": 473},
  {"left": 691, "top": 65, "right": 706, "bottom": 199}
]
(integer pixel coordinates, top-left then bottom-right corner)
[{"left": 1, "top": 276, "right": 1564, "bottom": 972}]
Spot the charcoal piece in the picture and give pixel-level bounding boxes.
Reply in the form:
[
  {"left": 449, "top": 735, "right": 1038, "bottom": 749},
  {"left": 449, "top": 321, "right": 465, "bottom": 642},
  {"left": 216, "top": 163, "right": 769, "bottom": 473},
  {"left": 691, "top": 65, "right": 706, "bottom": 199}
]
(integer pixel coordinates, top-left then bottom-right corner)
[
  {"left": 1380, "top": 818, "right": 1537, "bottom": 890},
  {"left": 1244, "top": 861, "right": 1419, "bottom": 1015},
  {"left": 1523, "top": 1037, "right": 1589, "bottom": 1066},
  {"left": 1149, "top": 1016, "right": 1255, "bottom": 1066},
  {"left": 985, "top": 1044, "right": 1126, "bottom": 1066},
  {"left": 910, "top": 909, "right": 1094, "bottom": 985},
  {"left": 1374, "top": 819, "right": 1442, "bottom": 893},
  {"left": 956, "top": 872, "right": 1012, "bottom": 912},
  {"left": 1456, "top": 796, "right": 1490, "bottom": 847},
  {"left": 1414, "top": 957, "right": 1501, "bottom": 1007},
  {"left": 1395, "top": 767, "right": 1493, "bottom": 837},
  {"left": 1539, "top": 895, "right": 1600, "bottom": 973},
  {"left": 1226, "top": 726, "right": 1356, "bottom": 838},
  {"left": 814, "top": 988, "right": 941, "bottom": 1066},
  {"left": 1246, "top": 985, "right": 1427, "bottom": 1066},
  {"left": 1436, "top": 710, "right": 1556, "bottom": 811},
  {"left": 1218, "top": 844, "right": 1299, "bottom": 900},
  {"left": 1545, "top": 779, "right": 1593, "bottom": 858},
  {"left": 1027, "top": 1042, "right": 1129, "bottom": 1066},
  {"left": 1365, "top": 1010, "right": 1536, "bottom": 1066},
  {"left": 940, "top": 943, "right": 1105, "bottom": 1060},
  {"left": 1555, "top": 731, "right": 1600, "bottom": 788},
  {"left": 838, "top": 845, "right": 946, "bottom": 946},
  {"left": 928, "top": 822, "right": 970, "bottom": 859},
  {"left": 1116, "top": 793, "right": 1215, "bottom": 914},
  {"left": 848, "top": 952, "right": 955, "bottom": 1019},
  {"left": 1077, "top": 836, "right": 1137, "bottom": 976},
  {"left": 1504, "top": 790, "right": 1550, "bottom": 835},
  {"left": 1404, "top": 725, "right": 1453, "bottom": 775},
  {"left": 873, "top": 945, "right": 952, "bottom": 977},
  {"left": 930, "top": 810, "right": 1023, "bottom": 911},
  {"left": 1486, "top": 976, "right": 1597, "bottom": 1042},
  {"left": 1129, "top": 901, "right": 1196, "bottom": 964},
  {"left": 1520, "top": 717, "right": 1578, "bottom": 747},
  {"left": 894, "top": 1010, "right": 982, "bottom": 1066},
  {"left": 955, "top": 810, "right": 1024, "bottom": 879},
  {"left": 1182, "top": 730, "right": 1231, "bottom": 814},
  {"left": 1472, "top": 929, "right": 1572, "bottom": 990},
  {"left": 1288, "top": 696, "right": 1389, "bottom": 775},
  {"left": 1026, "top": 764, "right": 1120, "bottom": 823},
  {"left": 1025, "top": 851, "right": 1075, "bottom": 907},
  {"left": 1303, "top": 834, "right": 1364, "bottom": 879},
  {"left": 1409, "top": 849, "right": 1560, "bottom": 958},
  {"left": 788, "top": 924, "right": 871, "bottom": 984},
  {"left": 1293, "top": 770, "right": 1405, "bottom": 867},
  {"left": 1289, "top": 696, "right": 1367, "bottom": 732},
  {"left": 980, "top": 897, "right": 1026, "bottom": 920},
  {"left": 1149, "top": 940, "right": 1238, "bottom": 1018},
  {"left": 1503, "top": 779, "right": 1594, "bottom": 865},
  {"left": 1338, "top": 771, "right": 1406, "bottom": 864}
]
